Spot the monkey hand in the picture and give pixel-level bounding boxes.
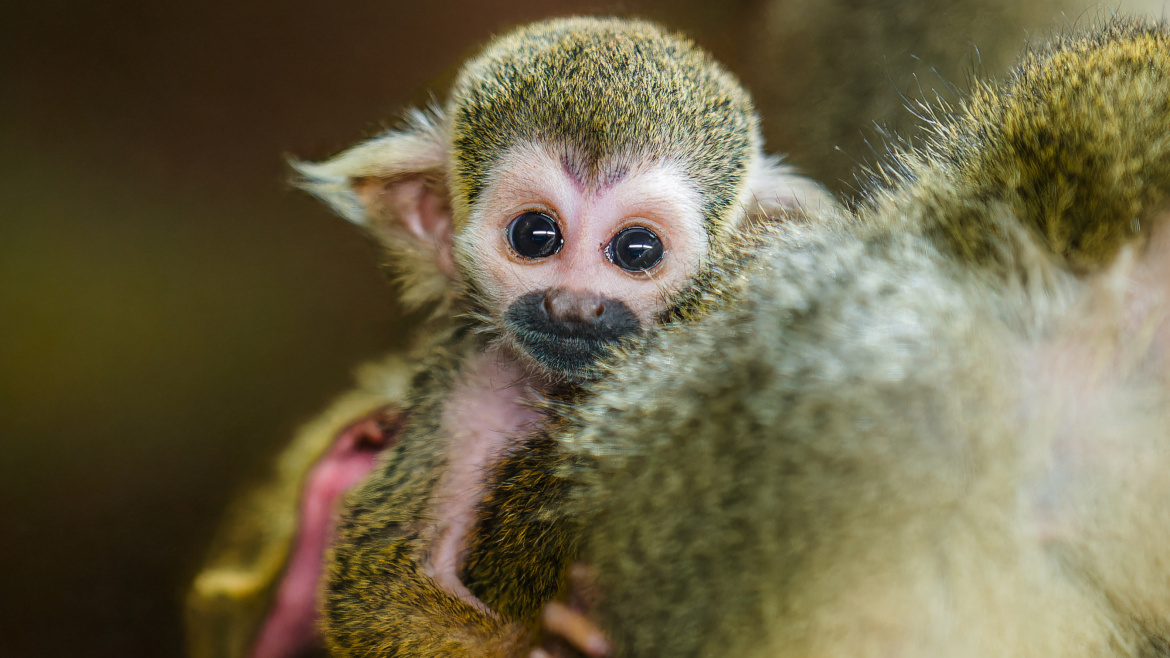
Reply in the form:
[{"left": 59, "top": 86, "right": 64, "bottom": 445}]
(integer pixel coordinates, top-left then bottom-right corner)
[{"left": 532, "top": 563, "right": 610, "bottom": 658}]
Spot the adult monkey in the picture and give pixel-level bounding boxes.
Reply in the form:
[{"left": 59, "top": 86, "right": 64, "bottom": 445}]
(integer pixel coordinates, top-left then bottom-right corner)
[{"left": 544, "top": 17, "right": 1170, "bottom": 657}]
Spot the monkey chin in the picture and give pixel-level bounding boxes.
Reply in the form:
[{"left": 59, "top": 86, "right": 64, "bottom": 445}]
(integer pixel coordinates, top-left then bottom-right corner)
[
  {"left": 504, "top": 327, "right": 637, "bottom": 383},
  {"left": 513, "top": 333, "right": 632, "bottom": 383}
]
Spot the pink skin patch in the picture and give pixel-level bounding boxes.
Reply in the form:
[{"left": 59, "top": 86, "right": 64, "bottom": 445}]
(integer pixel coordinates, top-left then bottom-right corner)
[
  {"left": 251, "top": 408, "right": 404, "bottom": 658},
  {"left": 423, "top": 348, "right": 543, "bottom": 608}
]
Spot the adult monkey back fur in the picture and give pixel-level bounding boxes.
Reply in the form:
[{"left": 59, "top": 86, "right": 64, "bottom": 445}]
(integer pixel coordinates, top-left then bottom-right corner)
[
  {"left": 558, "top": 18, "right": 1170, "bottom": 657},
  {"left": 290, "top": 16, "right": 825, "bottom": 658}
]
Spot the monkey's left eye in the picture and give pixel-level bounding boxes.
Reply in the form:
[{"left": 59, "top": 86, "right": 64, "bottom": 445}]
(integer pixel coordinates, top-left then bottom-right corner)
[
  {"left": 508, "top": 212, "right": 563, "bottom": 259},
  {"left": 606, "top": 226, "right": 664, "bottom": 272}
]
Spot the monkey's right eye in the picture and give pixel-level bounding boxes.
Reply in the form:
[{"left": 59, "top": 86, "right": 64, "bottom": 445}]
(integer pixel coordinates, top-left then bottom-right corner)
[{"left": 507, "top": 212, "right": 563, "bottom": 259}]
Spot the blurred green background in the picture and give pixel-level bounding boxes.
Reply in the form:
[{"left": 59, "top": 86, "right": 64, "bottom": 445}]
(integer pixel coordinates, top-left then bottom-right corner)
[{"left": 1, "top": 0, "right": 1157, "bottom": 655}]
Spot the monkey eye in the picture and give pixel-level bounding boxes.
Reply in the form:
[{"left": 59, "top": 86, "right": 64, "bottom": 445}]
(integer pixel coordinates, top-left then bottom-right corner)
[
  {"left": 606, "top": 226, "right": 664, "bottom": 272},
  {"left": 507, "top": 212, "right": 563, "bottom": 259}
]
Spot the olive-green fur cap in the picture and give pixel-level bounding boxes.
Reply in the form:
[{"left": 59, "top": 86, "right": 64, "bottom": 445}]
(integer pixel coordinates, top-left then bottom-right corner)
[{"left": 447, "top": 17, "right": 761, "bottom": 238}]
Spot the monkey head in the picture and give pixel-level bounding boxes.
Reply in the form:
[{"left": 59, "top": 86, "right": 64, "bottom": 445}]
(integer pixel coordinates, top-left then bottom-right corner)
[{"left": 293, "top": 17, "right": 827, "bottom": 380}]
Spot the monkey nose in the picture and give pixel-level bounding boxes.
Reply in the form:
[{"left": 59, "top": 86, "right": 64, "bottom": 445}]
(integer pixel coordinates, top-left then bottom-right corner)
[{"left": 543, "top": 288, "right": 607, "bottom": 325}]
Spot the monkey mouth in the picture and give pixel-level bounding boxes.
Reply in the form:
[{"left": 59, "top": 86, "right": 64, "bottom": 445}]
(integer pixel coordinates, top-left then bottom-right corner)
[
  {"left": 510, "top": 330, "right": 629, "bottom": 380},
  {"left": 503, "top": 292, "right": 641, "bottom": 380}
]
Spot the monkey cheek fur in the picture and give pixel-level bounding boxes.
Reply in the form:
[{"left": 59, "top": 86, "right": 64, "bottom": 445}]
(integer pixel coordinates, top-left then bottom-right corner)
[{"left": 503, "top": 292, "right": 642, "bottom": 381}]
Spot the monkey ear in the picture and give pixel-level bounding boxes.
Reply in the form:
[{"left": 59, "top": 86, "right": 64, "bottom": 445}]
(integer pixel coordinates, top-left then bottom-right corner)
[
  {"left": 291, "top": 108, "right": 456, "bottom": 308},
  {"left": 744, "top": 155, "right": 836, "bottom": 220}
]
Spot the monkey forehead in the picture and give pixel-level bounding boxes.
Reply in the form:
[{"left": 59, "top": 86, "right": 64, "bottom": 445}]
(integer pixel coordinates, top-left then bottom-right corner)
[
  {"left": 469, "top": 139, "right": 706, "bottom": 226},
  {"left": 448, "top": 17, "right": 759, "bottom": 234}
]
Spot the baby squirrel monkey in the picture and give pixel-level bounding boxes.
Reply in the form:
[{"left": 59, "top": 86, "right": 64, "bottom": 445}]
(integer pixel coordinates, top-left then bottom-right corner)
[
  {"left": 189, "top": 16, "right": 826, "bottom": 658},
  {"left": 309, "top": 16, "right": 826, "bottom": 658},
  {"left": 524, "top": 17, "right": 1170, "bottom": 657}
]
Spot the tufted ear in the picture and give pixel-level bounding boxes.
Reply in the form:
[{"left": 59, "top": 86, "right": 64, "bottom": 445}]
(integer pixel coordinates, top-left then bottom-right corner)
[
  {"left": 292, "top": 108, "right": 456, "bottom": 308},
  {"left": 743, "top": 154, "right": 836, "bottom": 222}
]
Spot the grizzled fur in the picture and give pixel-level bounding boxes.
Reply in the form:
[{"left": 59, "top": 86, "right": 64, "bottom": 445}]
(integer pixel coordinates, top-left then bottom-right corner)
[{"left": 322, "top": 324, "right": 533, "bottom": 657}]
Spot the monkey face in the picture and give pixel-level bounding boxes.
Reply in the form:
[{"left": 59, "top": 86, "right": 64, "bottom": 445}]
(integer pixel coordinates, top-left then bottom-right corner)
[{"left": 455, "top": 141, "right": 710, "bottom": 379}]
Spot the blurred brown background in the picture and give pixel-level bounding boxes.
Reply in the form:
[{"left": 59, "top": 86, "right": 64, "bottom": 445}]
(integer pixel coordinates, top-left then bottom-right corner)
[{"left": 1, "top": 0, "right": 1158, "bottom": 656}]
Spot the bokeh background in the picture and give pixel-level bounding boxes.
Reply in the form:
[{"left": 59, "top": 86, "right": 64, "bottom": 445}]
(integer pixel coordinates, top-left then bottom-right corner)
[{"left": 2, "top": 0, "right": 1164, "bottom": 655}]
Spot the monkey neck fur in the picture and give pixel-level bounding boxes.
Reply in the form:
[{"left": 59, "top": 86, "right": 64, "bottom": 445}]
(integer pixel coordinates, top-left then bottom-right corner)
[{"left": 423, "top": 342, "right": 550, "bottom": 608}]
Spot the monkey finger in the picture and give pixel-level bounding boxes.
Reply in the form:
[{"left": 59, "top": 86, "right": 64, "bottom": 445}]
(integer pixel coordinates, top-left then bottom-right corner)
[{"left": 541, "top": 601, "right": 610, "bottom": 657}]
